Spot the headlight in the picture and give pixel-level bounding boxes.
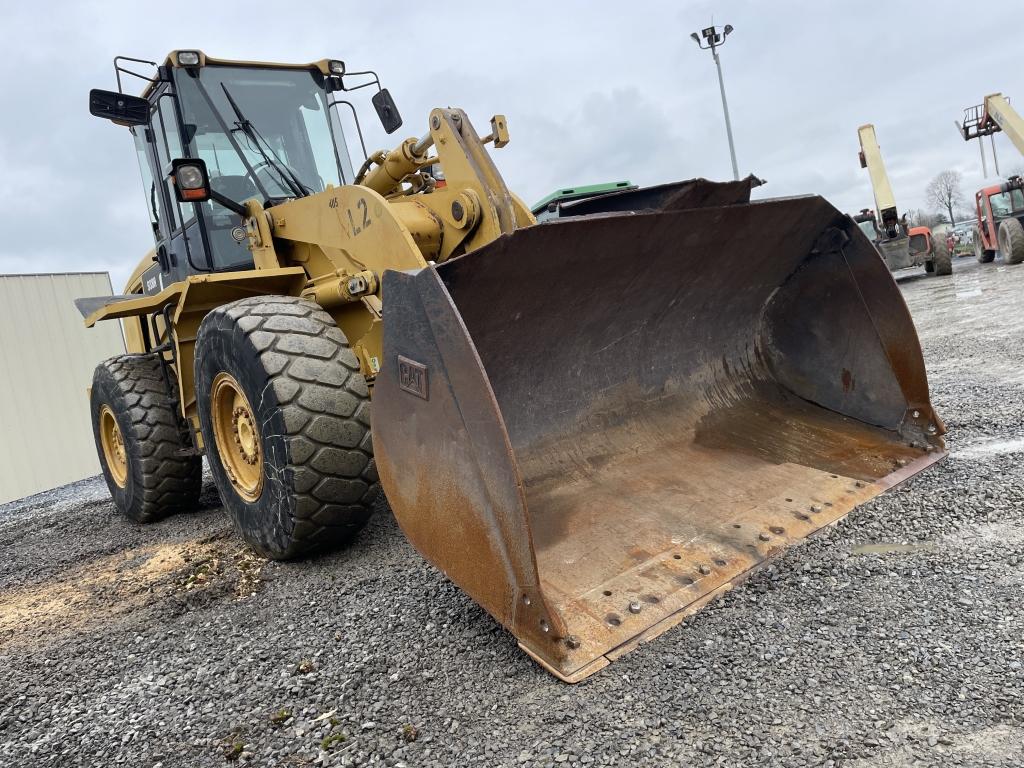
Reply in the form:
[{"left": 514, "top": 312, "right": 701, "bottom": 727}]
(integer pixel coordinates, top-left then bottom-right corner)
[
  {"left": 177, "top": 50, "right": 201, "bottom": 67},
  {"left": 176, "top": 164, "right": 205, "bottom": 190},
  {"left": 169, "top": 158, "right": 210, "bottom": 202},
  {"left": 328, "top": 59, "right": 346, "bottom": 75}
]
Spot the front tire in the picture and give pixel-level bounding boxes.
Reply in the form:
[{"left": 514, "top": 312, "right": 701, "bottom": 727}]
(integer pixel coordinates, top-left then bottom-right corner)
[
  {"left": 975, "top": 228, "right": 995, "bottom": 263},
  {"left": 194, "top": 296, "right": 378, "bottom": 559},
  {"left": 90, "top": 354, "right": 202, "bottom": 522},
  {"left": 998, "top": 218, "right": 1024, "bottom": 265}
]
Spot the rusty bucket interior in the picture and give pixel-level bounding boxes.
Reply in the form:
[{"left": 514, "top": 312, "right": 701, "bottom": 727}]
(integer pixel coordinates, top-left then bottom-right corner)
[{"left": 373, "top": 181, "right": 946, "bottom": 682}]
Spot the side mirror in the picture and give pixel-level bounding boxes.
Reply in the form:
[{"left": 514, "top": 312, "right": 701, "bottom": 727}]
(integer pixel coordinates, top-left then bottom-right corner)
[
  {"left": 89, "top": 89, "right": 150, "bottom": 126},
  {"left": 372, "top": 88, "right": 403, "bottom": 134}
]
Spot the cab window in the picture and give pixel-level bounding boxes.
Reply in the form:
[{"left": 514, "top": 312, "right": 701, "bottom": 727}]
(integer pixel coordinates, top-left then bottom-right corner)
[
  {"left": 173, "top": 64, "right": 349, "bottom": 270},
  {"left": 131, "top": 126, "right": 161, "bottom": 237}
]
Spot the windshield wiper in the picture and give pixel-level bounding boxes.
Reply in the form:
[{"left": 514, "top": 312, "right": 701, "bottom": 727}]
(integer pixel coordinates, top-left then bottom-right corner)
[{"left": 220, "top": 84, "right": 308, "bottom": 199}]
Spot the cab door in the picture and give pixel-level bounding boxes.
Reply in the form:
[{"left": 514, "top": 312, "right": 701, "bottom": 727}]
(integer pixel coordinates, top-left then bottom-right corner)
[
  {"left": 133, "top": 84, "right": 212, "bottom": 295},
  {"left": 977, "top": 192, "right": 996, "bottom": 249}
]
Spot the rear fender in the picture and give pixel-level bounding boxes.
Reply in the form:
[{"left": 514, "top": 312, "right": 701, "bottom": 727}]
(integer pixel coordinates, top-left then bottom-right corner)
[{"left": 79, "top": 268, "right": 308, "bottom": 437}]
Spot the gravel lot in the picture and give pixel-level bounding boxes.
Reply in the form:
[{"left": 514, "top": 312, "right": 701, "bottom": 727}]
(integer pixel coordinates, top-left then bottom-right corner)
[{"left": 2, "top": 256, "right": 1023, "bottom": 767}]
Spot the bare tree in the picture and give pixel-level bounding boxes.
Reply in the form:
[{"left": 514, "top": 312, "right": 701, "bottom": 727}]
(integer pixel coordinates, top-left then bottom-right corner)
[
  {"left": 905, "top": 208, "right": 946, "bottom": 229},
  {"left": 925, "top": 171, "right": 966, "bottom": 226}
]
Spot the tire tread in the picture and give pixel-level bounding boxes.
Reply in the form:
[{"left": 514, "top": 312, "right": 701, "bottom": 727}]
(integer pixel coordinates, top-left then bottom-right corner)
[
  {"left": 94, "top": 353, "right": 202, "bottom": 522},
  {"left": 199, "top": 296, "right": 378, "bottom": 557}
]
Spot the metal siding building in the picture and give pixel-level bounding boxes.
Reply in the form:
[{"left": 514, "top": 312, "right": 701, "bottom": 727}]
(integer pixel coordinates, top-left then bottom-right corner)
[{"left": 0, "top": 273, "right": 126, "bottom": 504}]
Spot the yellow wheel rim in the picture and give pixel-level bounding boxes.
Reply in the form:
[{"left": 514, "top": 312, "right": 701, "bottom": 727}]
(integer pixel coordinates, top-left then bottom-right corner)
[
  {"left": 210, "top": 372, "right": 264, "bottom": 502},
  {"left": 99, "top": 404, "right": 128, "bottom": 488}
]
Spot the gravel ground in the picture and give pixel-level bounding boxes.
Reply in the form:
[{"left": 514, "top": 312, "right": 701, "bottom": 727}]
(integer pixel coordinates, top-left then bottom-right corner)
[{"left": 2, "top": 256, "right": 1023, "bottom": 767}]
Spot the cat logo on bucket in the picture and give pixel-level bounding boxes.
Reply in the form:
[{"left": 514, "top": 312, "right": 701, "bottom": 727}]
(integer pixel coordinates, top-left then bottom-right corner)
[{"left": 397, "top": 355, "right": 428, "bottom": 400}]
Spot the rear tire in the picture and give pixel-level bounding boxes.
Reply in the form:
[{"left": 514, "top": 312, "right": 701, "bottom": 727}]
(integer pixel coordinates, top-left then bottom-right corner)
[
  {"left": 998, "top": 218, "right": 1024, "bottom": 265},
  {"left": 194, "top": 295, "right": 379, "bottom": 560},
  {"left": 932, "top": 240, "right": 952, "bottom": 276},
  {"left": 90, "top": 354, "right": 202, "bottom": 523}
]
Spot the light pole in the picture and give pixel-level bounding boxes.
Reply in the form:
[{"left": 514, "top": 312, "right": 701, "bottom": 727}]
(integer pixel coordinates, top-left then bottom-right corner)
[{"left": 691, "top": 24, "right": 739, "bottom": 181}]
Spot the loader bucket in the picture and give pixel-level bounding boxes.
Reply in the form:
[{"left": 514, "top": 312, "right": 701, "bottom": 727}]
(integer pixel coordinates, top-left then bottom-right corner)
[{"left": 372, "top": 179, "right": 946, "bottom": 682}]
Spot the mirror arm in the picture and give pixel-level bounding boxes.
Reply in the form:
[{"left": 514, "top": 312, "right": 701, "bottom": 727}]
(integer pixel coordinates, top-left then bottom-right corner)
[
  {"left": 209, "top": 189, "right": 249, "bottom": 217},
  {"left": 112, "top": 55, "right": 158, "bottom": 93},
  {"left": 338, "top": 70, "right": 382, "bottom": 94}
]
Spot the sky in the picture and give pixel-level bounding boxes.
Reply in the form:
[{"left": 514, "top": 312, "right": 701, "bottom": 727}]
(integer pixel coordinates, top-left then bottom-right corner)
[{"left": 1, "top": 0, "right": 1021, "bottom": 290}]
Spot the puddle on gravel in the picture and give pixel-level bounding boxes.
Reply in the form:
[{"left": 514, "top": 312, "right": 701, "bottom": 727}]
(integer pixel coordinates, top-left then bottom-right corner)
[
  {"left": 851, "top": 541, "right": 935, "bottom": 556},
  {"left": 955, "top": 288, "right": 983, "bottom": 299},
  {"left": 954, "top": 438, "right": 1024, "bottom": 459}
]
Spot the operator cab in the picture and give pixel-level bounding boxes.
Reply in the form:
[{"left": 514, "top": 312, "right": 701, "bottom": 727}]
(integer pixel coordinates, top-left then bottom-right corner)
[
  {"left": 985, "top": 180, "right": 1024, "bottom": 219},
  {"left": 89, "top": 51, "right": 401, "bottom": 292},
  {"left": 852, "top": 209, "right": 880, "bottom": 243}
]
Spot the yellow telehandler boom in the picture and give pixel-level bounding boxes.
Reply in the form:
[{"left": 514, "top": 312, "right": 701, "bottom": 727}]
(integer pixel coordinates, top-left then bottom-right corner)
[
  {"left": 959, "top": 93, "right": 1024, "bottom": 157},
  {"left": 857, "top": 124, "right": 900, "bottom": 237},
  {"left": 856, "top": 124, "right": 950, "bottom": 276},
  {"left": 80, "top": 51, "right": 946, "bottom": 682}
]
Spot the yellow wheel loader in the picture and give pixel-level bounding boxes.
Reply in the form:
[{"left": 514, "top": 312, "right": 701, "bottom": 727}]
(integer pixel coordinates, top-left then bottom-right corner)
[{"left": 81, "top": 51, "right": 946, "bottom": 682}]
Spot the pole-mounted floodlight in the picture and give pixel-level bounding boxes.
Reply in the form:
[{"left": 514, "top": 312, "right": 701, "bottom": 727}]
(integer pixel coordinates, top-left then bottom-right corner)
[{"left": 691, "top": 23, "right": 739, "bottom": 180}]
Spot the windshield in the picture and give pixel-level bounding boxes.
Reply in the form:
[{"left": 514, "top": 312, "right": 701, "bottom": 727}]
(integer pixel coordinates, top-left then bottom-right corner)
[
  {"left": 173, "top": 65, "right": 353, "bottom": 269},
  {"left": 988, "top": 189, "right": 1024, "bottom": 218},
  {"left": 175, "top": 65, "right": 350, "bottom": 199},
  {"left": 856, "top": 218, "right": 878, "bottom": 241}
]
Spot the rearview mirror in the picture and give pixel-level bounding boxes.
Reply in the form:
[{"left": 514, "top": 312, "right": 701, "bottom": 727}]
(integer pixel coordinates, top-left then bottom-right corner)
[
  {"left": 89, "top": 89, "right": 150, "bottom": 126},
  {"left": 372, "top": 88, "right": 403, "bottom": 134}
]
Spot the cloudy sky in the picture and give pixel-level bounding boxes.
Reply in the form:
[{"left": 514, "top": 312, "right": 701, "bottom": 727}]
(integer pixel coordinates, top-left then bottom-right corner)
[{"left": 2, "top": 0, "right": 1021, "bottom": 289}]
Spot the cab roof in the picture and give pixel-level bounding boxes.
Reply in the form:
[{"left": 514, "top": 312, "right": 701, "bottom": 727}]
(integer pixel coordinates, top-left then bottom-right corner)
[{"left": 139, "top": 50, "right": 338, "bottom": 98}]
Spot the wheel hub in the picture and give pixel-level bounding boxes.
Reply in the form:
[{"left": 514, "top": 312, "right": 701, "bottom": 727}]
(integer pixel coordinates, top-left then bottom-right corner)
[
  {"left": 210, "top": 373, "right": 264, "bottom": 502},
  {"left": 99, "top": 404, "right": 128, "bottom": 488},
  {"left": 231, "top": 406, "right": 260, "bottom": 465}
]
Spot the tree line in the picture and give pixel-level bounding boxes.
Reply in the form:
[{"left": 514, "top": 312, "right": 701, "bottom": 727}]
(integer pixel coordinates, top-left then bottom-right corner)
[{"left": 908, "top": 165, "right": 1024, "bottom": 228}]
